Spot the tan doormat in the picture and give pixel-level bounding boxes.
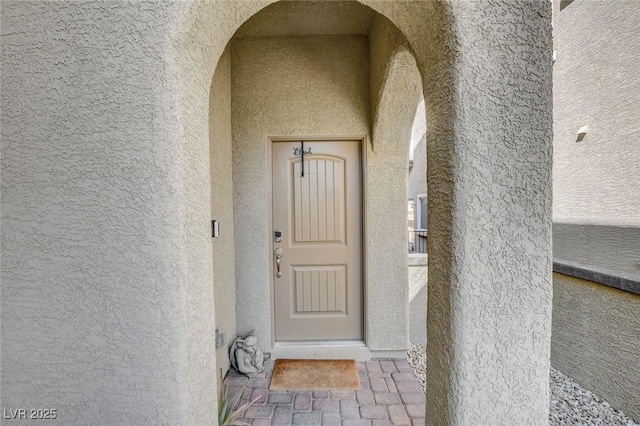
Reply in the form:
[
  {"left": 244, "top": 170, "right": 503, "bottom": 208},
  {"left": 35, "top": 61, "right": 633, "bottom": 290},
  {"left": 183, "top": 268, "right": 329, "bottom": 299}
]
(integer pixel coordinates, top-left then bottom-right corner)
[{"left": 270, "top": 359, "right": 361, "bottom": 390}]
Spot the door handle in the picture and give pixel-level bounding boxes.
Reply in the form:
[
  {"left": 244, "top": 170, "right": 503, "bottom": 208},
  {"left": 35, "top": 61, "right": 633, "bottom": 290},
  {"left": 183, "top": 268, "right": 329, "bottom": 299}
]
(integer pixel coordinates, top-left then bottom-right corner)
[{"left": 274, "top": 248, "right": 283, "bottom": 278}]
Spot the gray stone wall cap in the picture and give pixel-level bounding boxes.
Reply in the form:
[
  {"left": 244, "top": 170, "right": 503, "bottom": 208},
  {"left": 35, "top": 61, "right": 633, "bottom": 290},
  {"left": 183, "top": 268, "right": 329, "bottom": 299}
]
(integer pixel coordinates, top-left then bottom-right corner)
[
  {"left": 553, "top": 258, "right": 640, "bottom": 295},
  {"left": 408, "top": 253, "right": 427, "bottom": 266}
]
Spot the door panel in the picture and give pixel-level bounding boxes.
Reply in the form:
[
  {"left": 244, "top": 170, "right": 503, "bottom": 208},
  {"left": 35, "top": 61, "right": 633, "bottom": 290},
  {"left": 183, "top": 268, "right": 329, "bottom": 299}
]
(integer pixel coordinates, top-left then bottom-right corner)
[
  {"left": 272, "top": 140, "right": 362, "bottom": 341},
  {"left": 293, "top": 266, "right": 346, "bottom": 314},
  {"left": 292, "top": 157, "right": 345, "bottom": 243}
]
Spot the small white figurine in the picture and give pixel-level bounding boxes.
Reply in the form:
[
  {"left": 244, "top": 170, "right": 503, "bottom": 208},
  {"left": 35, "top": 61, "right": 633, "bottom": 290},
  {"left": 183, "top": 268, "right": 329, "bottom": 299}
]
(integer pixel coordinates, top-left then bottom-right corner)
[{"left": 229, "top": 331, "right": 265, "bottom": 377}]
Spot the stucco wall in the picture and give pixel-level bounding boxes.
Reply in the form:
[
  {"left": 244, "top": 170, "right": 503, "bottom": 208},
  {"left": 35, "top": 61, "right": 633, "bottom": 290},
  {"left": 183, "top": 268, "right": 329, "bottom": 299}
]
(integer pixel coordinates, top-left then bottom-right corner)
[
  {"left": 368, "top": 14, "right": 414, "bottom": 132},
  {"left": 408, "top": 254, "right": 427, "bottom": 346},
  {"left": 551, "top": 273, "right": 640, "bottom": 421},
  {"left": 2, "top": 0, "right": 555, "bottom": 424},
  {"left": 552, "top": 0, "right": 640, "bottom": 226},
  {"left": 366, "top": 15, "right": 422, "bottom": 354},
  {"left": 1, "top": 1, "right": 206, "bottom": 424},
  {"left": 553, "top": 223, "right": 640, "bottom": 279},
  {"left": 230, "top": 35, "right": 370, "bottom": 350},
  {"left": 421, "top": 1, "right": 553, "bottom": 423},
  {"left": 209, "top": 47, "right": 236, "bottom": 388},
  {"left": 365, "top": 130, "right": 412, "bottom": 354}
]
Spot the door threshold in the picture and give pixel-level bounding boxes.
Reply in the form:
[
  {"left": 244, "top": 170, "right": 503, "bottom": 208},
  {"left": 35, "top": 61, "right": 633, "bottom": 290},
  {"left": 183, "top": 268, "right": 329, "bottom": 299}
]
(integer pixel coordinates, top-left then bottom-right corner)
[{"left": 271, "top": 340, "right": 370, "bottom": 360}]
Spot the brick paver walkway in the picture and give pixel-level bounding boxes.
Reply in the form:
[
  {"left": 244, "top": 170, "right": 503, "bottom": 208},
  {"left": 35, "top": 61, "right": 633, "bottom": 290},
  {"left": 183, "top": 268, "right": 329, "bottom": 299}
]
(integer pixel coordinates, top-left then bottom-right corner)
[{"left": 224, "top": 359, "right": 425, "bottom": 425}]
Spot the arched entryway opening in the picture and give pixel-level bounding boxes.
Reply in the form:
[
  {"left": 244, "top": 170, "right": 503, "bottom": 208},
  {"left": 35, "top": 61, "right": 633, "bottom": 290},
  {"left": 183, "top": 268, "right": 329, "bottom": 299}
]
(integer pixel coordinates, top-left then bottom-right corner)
[
  {"left": 407, "top": 97, "right": 429, "bottom": 348},
  {"left": 174, "top": 1, "right": 554, "bottom": 423},
  {"left": 208, "top": 0, "right": 425, "bottom": 374}
]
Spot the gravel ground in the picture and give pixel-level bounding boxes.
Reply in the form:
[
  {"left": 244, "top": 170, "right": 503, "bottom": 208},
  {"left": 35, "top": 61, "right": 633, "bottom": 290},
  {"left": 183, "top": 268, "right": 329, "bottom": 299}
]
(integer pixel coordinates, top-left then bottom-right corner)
[{"left": 407, "top": 343, "right": 639, "bottom": 425}]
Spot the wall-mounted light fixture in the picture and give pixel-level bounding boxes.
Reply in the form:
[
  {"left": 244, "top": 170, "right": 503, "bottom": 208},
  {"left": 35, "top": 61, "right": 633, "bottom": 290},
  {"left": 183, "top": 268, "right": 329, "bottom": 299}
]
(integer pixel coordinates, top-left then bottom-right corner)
[{"left": 576, "top": 125, "right": 589, "bottom": 142}]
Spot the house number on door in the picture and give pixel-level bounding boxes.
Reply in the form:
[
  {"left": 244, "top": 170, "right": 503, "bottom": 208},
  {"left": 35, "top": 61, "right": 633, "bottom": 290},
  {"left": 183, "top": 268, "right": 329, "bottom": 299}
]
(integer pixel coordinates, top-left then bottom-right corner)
[{"left": 293, "top": 147, "right": 312, "bottom": 156}]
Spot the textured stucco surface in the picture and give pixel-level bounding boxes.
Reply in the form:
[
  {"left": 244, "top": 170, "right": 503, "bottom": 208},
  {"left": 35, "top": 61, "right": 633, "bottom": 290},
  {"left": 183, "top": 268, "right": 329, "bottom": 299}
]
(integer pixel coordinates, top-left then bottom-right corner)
[
  {"left": 1, "top": 1, "right": 211, "bottom": 424},
  {"left": 230, "top": 35, "right": 370, "bottom": 350},
  {"left": 551, "top": 273, "right": 640, "bottom": 421},
  {"left": 368, "top": 14, "right": 415, "bottom": 140},
  {"left": 552, "top": 0, "right": 640, "bottom": 226},
  {"left": 209, "top": 47, "right": 236, "bottom": 389},
  {"left": 234, "top": 0, "right": 375, "bottom": 38},
  {"left": 169, "top": 2, "right": 275, "bottom": 421},
  {"left": 1, "top": 0, "right": 554, "bottom": 424},
  {"left": 365, "top": 126, "right": 413, "bottom": 353},
  {"left": 420, "top": 1, "right": 553, "bottom": 424},
  {"left": 366, "top": 15, "right": 421, "bottom": 353},
  {"left": 408, "top": 254, "right": 427, "bottom": 346},
  {"left": 553, "top": 224, "right": 640, "bottom": 280}
]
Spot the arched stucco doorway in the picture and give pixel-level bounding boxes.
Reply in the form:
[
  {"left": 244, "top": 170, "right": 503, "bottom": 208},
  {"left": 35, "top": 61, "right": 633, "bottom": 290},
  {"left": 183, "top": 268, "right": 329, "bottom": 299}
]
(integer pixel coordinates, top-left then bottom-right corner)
[
  {"left": 177, "top": 1, "right": 554, "bottom": 424},
  {"left": 208, "top": 0, "right": 425, "bottom": 377},
  {"left": 0, "top": 1, "right": 552, "bottom": 425}
]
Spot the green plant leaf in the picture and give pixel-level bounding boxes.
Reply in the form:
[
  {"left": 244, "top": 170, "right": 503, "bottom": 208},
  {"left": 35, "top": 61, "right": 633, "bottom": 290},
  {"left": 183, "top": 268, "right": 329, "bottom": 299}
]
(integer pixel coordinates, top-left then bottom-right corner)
[
  {"left": 219, "top": 383, "right": 262, "bottom": 426},
  {"left": 224, "top": 396, "right": 261, "bottom": 425}
]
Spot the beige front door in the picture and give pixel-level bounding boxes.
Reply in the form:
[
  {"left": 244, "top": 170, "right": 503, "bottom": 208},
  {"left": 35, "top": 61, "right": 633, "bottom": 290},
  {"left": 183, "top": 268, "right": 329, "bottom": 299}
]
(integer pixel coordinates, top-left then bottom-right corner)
[{"left": 272, "top": 140, "right": 363, "bottom": 341}]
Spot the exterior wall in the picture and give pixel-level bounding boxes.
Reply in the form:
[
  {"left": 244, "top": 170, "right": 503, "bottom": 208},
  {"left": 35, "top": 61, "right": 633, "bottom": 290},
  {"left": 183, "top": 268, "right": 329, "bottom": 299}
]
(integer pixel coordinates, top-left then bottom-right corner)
[
  {"left": 551, "top": 273, "right": 640, "bottom": 421},
  {"left": 230, "top": 36, "right": 370, "bottom": 350},
  {"left": 408, "top": 254, "right": 427, "bottom": 346},
  {"left": 1, "top": 0, "right": 555, "bottom": 424},
  {"left": 410, "top": 99, "right": 426, "bottom": 156},
  {"left": 553, "top": 224, "right": 640, "bottom": 279},
  {"left": 408, "top": 133, "right": 427, "bottom": 213},
  {"left": 551, "top": 2, "right": 639, "bottom": 415},
  {"left": 552, "top": 0, "right": 640, "bottom": 226},
  {"left": 209, "top": 47, "right": 236, "bottom": 389},
  {"left": 368, "top": 14, "right": 413, "bottom": 131},
  {"left": 365, "top": 130, "right": 412, "bottom": 354},
  {"left": 421, "top": 1, "right": 553, "bottom": 423},
  {"left": 1, "top": 2, "right": 205, "bottom": 424},
  {"left": 366, "top": 16, "right": 421, "bottom": 354},
  {"left": 172, "top": 4, "right": 274, "bottom": 422},
  {"left": 551, "top": 224, "right": 639, "bottom": 419}
]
